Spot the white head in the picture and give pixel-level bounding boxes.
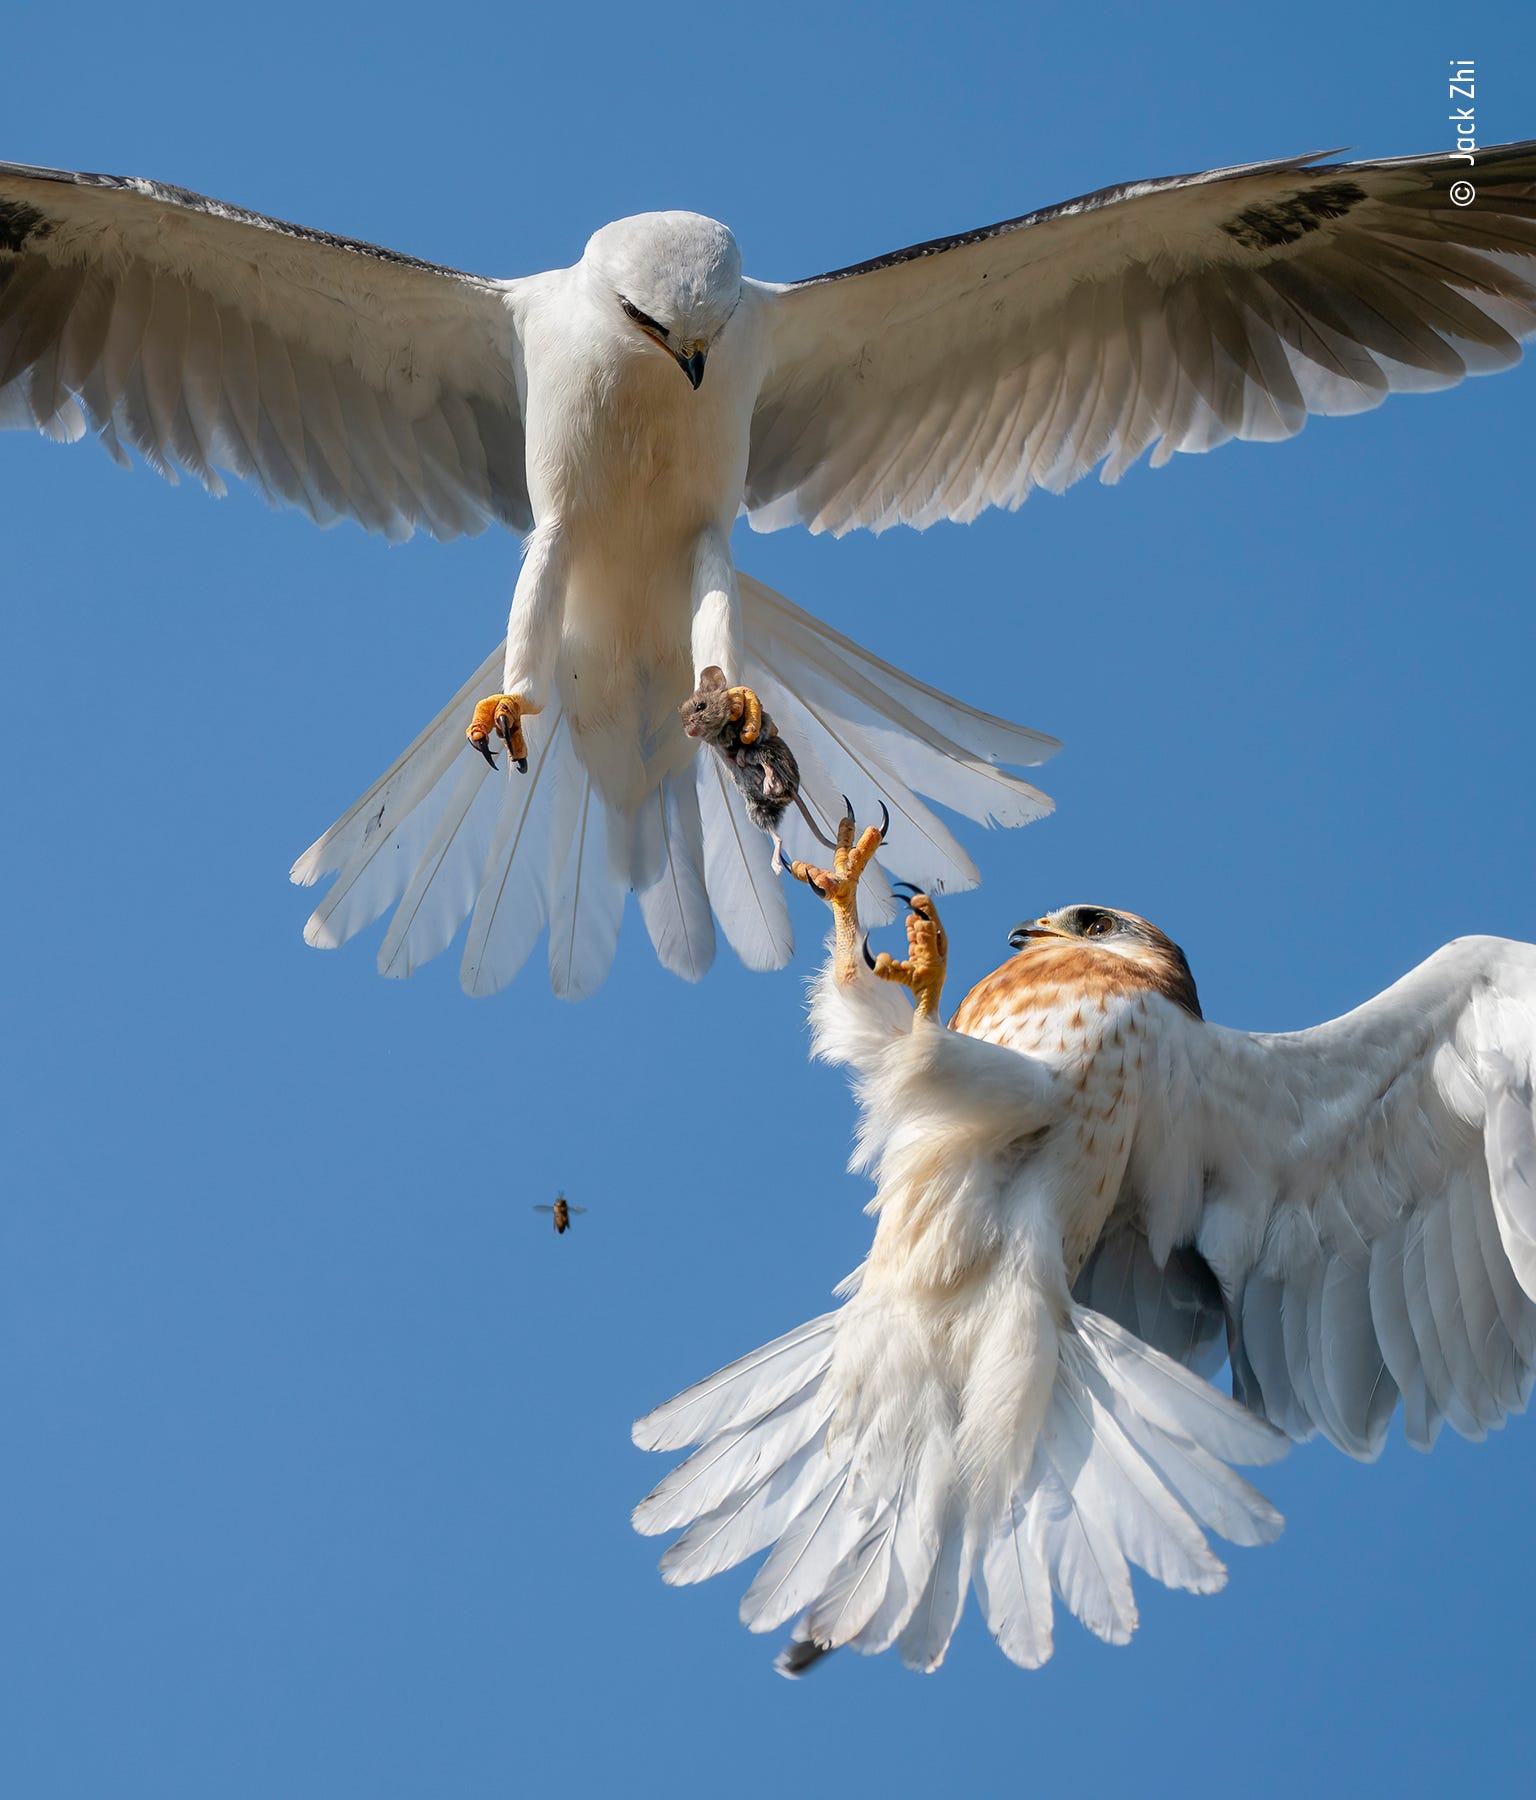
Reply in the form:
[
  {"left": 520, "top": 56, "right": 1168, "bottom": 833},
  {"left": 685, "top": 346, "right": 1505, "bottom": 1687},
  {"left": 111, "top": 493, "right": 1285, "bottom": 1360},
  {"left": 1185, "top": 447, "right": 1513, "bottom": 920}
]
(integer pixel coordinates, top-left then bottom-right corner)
[{"left": 582, "top": 212, "right": 743, "bottom": 388}]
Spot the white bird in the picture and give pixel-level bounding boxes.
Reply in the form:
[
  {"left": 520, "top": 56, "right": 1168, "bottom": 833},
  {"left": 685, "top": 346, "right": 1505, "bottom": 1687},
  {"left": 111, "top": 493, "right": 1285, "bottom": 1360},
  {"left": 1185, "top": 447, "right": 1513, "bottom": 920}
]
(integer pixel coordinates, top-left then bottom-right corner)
[
  {"left": 633, "top": 818, "right": 1536, "bottom": 1675},
  {"left": 3, "top": 144, "right": 1534, "bottom": 996}
]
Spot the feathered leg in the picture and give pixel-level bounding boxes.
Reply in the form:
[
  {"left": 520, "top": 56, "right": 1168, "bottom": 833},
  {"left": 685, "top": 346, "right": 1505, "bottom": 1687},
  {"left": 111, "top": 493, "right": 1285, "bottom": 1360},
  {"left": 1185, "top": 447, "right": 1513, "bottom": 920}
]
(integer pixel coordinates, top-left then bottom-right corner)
[
  {"left": 688, "top": 527, "right": 770, "bottom": 745},
  {"left": 468, "top": 522, "right": 567, "bottom": 772}
]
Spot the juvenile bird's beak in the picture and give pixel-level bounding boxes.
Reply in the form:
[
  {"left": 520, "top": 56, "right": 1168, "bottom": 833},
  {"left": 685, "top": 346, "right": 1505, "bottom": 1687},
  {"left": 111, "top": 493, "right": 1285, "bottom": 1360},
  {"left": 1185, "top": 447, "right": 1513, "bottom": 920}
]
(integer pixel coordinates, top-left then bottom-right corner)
[
  {"left": 675, "top": 344, "right": 707, "bottom": 389},
  {"left": 1008, "top": 917, "right": 1065, "bottom": 950}
]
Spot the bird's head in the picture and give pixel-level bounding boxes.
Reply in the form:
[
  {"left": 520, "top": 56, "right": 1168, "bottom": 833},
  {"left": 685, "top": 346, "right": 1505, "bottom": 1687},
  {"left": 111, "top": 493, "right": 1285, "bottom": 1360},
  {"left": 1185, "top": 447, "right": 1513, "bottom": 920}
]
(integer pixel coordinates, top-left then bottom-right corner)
[
  {"left": 1007, "top": 905, "right": 1202, "bottom": 1018},
  {"left": 584, "top": 211, "right": 742, "bottom": 389}
]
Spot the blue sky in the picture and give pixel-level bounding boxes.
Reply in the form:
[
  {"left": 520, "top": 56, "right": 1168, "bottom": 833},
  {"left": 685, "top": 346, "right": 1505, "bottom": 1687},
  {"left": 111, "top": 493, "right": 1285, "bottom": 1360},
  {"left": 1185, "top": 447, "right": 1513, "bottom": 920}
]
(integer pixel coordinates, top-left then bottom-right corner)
[{"left": 4, "top": 2, "right": 1535, "bottom": 1794}]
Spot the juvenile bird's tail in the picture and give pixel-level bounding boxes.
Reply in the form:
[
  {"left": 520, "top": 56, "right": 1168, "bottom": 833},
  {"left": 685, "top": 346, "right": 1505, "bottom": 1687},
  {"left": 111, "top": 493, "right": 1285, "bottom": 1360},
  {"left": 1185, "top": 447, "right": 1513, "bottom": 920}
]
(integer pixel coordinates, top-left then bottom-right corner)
[
  {"left": 290, "top": 572, "right": 1057, "bottom": 999},
  {"left": 632, "top": 1296, "right": 1286, "bottom": 1675}
]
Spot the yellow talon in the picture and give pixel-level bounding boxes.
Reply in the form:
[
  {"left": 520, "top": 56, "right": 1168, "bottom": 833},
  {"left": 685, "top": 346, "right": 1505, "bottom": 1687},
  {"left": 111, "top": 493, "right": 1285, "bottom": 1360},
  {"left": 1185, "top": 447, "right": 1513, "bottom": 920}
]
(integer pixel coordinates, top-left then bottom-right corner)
[
  {"left": 872, "top": 894, "right": 948, "bottom": 1020},
  {"left": 725, "top": 684, "right": 766, "bottom": 745},
  {"left": 790, "top": 808, "right": 886, "bottom": 982},
  {"left": 467, "top": 693, "right": 543, "bottom": 773}
]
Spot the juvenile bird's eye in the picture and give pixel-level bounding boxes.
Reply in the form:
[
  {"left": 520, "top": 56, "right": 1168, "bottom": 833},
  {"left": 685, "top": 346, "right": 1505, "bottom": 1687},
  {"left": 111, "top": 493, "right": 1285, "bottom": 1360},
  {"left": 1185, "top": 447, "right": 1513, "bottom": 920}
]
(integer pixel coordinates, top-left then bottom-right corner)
[
  {"left": 619, "top": 296, "right": 668, "bottom": 338},
  {"left": 1084, "top": 915, "right": 1114, "bottom": 938}
]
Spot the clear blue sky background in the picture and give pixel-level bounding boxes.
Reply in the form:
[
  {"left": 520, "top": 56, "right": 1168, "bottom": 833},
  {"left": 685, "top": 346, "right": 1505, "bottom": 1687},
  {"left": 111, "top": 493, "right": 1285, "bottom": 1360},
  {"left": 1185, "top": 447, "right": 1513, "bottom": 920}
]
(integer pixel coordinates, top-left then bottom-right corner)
[{"left": 4, "top": 4, "right": 1535, "bottom": 1795}]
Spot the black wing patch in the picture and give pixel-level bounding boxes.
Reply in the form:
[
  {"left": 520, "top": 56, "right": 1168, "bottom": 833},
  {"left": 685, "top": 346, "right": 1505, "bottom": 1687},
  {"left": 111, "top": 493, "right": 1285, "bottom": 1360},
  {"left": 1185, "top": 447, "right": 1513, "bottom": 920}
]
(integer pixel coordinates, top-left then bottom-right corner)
[
  {"left": 1219, "top": 179, "right": 1368, "bottom": 251},
  {"left": 0, "top": 161, "right": 496, "bottom": 286},
  {"left": 0, "top": 197, "right": 47, "bottom": 254},
  {"left": 786, "top": 150, "right": 1346, "bottom": 286}
]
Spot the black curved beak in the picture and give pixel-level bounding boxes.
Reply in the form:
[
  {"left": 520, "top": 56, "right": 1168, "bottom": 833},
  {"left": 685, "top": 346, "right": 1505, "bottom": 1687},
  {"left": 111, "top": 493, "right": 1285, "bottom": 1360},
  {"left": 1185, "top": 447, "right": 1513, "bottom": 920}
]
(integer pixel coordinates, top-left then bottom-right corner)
[
  {"left": 1008, "top": 920, "right": 1058, "bottom": 950},
  {"left": 677, "top": 348, "right": 707, "bottom": 390}
]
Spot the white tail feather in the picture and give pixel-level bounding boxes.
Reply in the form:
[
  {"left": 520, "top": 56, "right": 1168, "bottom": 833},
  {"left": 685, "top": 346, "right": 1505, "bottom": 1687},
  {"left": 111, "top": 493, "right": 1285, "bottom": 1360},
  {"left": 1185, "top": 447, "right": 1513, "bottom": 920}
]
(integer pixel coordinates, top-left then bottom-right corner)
[
  {"left": 290, "top": 574, "right": 1057, "bottom": 997},
  {"left": 634, "top": 773, "right": 716, "bottom": 982},
  {"left": 635, "top": 1298, "right": 1286, "bottom": 1675},
  {"left": 546, "top": 758, "right": 624, "bottom": 1002}
]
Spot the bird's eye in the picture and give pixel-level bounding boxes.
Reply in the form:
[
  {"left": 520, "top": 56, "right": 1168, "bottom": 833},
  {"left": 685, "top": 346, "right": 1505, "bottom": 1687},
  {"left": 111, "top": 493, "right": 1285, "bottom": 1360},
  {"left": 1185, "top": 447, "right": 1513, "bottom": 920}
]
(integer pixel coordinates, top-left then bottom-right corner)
[
  {"left": 619, "top": 296, "right": 668, "bottom": 338},
  {"left": 1084, "top": 915, "right": 1114, "bottom": 938}
]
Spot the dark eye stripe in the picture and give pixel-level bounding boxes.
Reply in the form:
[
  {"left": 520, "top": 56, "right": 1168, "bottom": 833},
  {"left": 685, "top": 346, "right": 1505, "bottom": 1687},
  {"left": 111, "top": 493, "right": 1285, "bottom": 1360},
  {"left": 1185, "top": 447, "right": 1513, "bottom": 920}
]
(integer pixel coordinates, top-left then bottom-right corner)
[{"left": 619, "top": 296, "right": 668, "bottom": 338}]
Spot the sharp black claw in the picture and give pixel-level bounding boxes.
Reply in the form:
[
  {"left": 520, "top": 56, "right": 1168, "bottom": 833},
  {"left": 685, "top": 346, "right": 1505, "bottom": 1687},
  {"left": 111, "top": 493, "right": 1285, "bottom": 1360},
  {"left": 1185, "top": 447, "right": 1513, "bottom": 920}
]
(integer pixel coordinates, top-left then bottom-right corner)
[
  {"left": 877, "top": 801, "right": 890, "bottom": 842},
  {"left": 862, "top": 933, "right": 876, "bottom": 970},
  {"left": 471, "top": 739, "right": 497, "bottom": 769},
  {"left": 891, "top": 880, "right": 921, "bottom": 897},
  {"left": 842, "top": 795, "right": 855, "bottom": 822},
  {"left": 514, "top": 757, "right": 528, "bottom": 774}
]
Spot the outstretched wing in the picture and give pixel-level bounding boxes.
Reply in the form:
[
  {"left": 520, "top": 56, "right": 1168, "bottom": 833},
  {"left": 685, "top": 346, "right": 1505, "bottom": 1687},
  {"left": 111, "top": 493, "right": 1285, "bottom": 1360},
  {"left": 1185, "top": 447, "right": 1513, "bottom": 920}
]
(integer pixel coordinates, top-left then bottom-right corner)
[
  {"left": 745, "top": 142, "right": 1536, "bottom": 536},
  {"left": 0, "top": 162, "right": 532, "bottom": 540},
  {"left": 1119, "top": 937, "right": 1536, "bottom": 1459}
]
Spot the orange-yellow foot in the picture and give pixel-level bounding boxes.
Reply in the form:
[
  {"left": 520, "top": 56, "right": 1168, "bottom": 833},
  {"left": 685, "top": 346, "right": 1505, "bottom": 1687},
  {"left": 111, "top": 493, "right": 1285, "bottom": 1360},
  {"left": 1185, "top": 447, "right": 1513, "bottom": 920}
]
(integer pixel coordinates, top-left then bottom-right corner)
[
  {"left": 467, "top": 694, "right": 543, "bottom": 773},
  {"left": 724, "top": 684, "right": 766, "bottom": 745},
  {"left": 789, "top": 801, "right": 889, "bottom": 981},
  {"left": 868, "top": 885, "right": 948, "bottom": 1020}
]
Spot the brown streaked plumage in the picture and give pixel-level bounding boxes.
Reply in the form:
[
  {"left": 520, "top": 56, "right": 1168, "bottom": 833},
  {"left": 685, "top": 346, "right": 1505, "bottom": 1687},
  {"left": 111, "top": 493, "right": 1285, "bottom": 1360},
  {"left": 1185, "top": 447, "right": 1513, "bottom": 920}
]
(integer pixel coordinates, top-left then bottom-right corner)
[
  {"left": 951, "top": 906, "right": 1201, "bottom": 1043},
  {"left": 637, "top": 840, "right": 1536, "bottom": 1685}
]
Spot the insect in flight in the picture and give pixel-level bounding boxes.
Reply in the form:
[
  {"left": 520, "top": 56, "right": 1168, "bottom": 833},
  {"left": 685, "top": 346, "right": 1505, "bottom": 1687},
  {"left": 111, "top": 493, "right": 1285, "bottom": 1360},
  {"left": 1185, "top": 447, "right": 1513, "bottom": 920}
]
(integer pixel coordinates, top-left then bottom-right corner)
[{"left": 534, "top": 1195, "right": 587, "bottom": 1235}]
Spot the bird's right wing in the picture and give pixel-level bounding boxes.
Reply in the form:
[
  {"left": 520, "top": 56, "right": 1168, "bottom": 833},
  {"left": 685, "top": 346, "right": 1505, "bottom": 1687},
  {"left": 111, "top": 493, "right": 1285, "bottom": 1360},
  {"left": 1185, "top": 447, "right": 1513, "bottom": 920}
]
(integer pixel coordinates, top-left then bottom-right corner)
[
  {"left": 745, "top": 142, "right": 1536, "bottom": 537},
  {"left": 0, "top": 161, "right": 532, "bottom": 540},
  {"left": 1124, "top": 937, "right": 1536, "bottom": 1459}
]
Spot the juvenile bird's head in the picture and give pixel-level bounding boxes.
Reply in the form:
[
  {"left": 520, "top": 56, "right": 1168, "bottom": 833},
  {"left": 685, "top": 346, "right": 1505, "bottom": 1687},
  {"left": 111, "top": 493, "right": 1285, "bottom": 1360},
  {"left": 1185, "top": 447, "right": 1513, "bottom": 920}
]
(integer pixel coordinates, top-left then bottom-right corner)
[
  {"left": 584, "top": 211, "right": 742, "bottom": 389},
  {"left": 1008, "top": 905, "right": 1202, "bottom": 1019}
]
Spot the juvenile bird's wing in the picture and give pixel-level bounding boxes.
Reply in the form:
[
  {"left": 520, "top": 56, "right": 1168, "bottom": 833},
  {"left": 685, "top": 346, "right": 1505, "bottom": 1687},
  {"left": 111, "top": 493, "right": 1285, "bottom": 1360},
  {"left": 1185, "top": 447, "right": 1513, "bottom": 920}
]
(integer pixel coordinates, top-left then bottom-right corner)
[
  {"left": 0, "top": 162, "right": 531, "bottom": 540},
  {"left": 746, "top": 142, "right": 1536, "bottom": 536},
  {"left": 1119, "top": 937, "right": 1536, "bottom": 1458}
]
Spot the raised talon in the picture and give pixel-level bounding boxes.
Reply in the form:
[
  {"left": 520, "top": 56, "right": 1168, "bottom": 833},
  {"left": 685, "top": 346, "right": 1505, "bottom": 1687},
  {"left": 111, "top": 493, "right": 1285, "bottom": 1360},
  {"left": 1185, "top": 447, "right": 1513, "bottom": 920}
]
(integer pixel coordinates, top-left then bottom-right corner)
[
  {"left": 861, "top": 933, "right": 876, "bottom": 970},
  {"left": 467, "top": 693, "right": 543, "bottom": 775},
  {"left": 869, "top": 891, "right": 949, "bottom": 1019},
  {"left": 842, "top": 795, "right": 855, "bottom": 822},
  {"left": 724, "top": 684, "right": 765, "bottom": 745},
  {"left": 877, "top": 801, "right": 890, "bottom": 843},
  {"left": 791, "top": 809, "right": 887, "bottom": 983}
]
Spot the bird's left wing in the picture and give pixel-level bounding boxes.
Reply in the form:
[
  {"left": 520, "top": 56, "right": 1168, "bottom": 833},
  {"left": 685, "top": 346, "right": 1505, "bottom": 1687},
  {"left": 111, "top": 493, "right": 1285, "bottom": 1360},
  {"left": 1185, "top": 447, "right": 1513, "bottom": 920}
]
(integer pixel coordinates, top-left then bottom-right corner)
[
  {"left": 1121, "top": 937, "right": 1536, "bottom": 1459},
  {"left": 0, "top": 162, "right": 532, "bottom": 540},
  {"left": 745, "top": 142, "right": 1536, "bottom": 536}
]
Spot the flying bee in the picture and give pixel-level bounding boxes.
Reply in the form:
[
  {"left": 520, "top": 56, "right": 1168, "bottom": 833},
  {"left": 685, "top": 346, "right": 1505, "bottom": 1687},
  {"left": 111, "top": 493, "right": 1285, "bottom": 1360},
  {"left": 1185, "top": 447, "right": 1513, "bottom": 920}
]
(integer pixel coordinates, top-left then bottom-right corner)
[{"left": 534, "top": 1194, "right": 587, "bottom": 1235}]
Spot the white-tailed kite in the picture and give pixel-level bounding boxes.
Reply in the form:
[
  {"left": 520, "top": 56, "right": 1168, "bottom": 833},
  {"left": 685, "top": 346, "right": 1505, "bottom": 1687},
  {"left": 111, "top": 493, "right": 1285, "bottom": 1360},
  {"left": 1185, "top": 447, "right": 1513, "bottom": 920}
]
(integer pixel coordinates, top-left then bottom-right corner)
[
  {"left": 2, "top": 144, "right": 1533, "bottom": 996},
  {"left": 633, "top": 817, "right": 1536, "bottom": 1675}
]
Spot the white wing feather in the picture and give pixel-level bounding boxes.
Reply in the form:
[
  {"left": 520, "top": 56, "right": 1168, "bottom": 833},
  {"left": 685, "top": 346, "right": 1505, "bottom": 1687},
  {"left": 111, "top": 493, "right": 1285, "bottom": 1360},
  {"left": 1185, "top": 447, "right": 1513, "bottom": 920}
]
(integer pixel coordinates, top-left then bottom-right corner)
[
  {"left": 1132, "top": 938, "right": 1536, "bottom": 1457},
  {"left": 747, "top": 143, "right": 1536, "bottom": 537},
  {"left": 638, "top": 932, "right": 1536, "bottom": 1676},
  {"left": 0, "top": 161, "right": 530, "bottom": 539}
]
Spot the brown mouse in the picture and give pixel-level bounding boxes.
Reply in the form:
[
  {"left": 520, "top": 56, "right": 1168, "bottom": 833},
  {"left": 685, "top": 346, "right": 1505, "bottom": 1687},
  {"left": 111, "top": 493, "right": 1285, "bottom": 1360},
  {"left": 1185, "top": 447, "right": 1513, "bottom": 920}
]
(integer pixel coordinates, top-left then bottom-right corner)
[{"left": 680, "top": 668, "right": 836, "bottom": 873}]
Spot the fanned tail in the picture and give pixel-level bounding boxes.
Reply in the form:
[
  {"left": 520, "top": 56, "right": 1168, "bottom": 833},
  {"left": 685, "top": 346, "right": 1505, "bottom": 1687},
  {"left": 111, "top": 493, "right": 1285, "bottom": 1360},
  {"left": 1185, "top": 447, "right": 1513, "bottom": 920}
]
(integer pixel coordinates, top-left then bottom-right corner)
[
  {"left": 738, "top": 573, "right": 1057, "bottom": 896},
  {"left": 290, "top": 572, "right": 1058, "bottom": 997},
  {"left": 634, "top": 1299, "right": 1286, "bottom": 1676}
]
